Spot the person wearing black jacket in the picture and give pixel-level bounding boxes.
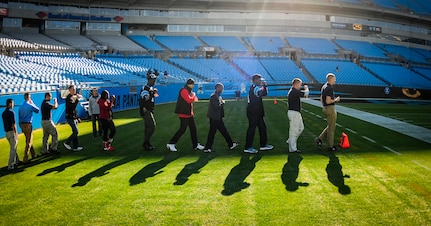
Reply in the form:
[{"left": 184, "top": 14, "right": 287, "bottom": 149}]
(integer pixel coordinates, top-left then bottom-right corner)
[
  {"left": 64, "top": 85, "right": 83, "bottom": 151},
  {"left": 166, "top": 78, "right": 204, "bottom": 152},
  {"left": 202, "top": 83, "right": 239, "bottom": 153},
  {"left": 139, "top": 73, "right": 158, "bottom": 151},
  {"left": 244, "top": 74, "right": 273, "bottom": 154}
]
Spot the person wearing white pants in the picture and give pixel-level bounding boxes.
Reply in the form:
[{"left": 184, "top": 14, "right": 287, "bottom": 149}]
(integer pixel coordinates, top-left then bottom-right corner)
[{"left": 287, "top": 78, "right": 304, "bottom": 153}]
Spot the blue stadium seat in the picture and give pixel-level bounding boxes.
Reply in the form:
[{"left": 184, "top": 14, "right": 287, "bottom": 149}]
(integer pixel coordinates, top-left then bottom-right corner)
[
  {"left": 128, "top": 35, "right": 164, "bottom": 52},
  {"left": 200, "top": 36, "right": 248, "bottom": 52},
  {"left": 362, "top": 61, "right": 431, "bottom": 89},
  {"left": 155, "top": 36, "right": 202, "bottom": 51},
  {"left": 375, "top": 43, "right": 428, "bottom": 63},
  {"left": 286, "top": 37, "right": 338, "bottom": 55},
  {"left": 302, "top": 58, "right": 387, "bottom": 86},
  {"left": 243, "top": 36, "right": 285, "bottom": 53},
  {"left": 334, "top": 39, "right": 388, "bottom": 59},
  {"left": 259, "top": 57, "right": 309, "bottom": 84}
]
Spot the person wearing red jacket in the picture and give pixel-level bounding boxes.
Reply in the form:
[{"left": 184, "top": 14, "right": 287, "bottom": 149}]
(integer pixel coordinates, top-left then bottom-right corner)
[
  {"left": 98, "top": 90, "right": 116, "bottom": 151},
  {"left": 166, "top": 78, "right": 204, "bottom": 152}
]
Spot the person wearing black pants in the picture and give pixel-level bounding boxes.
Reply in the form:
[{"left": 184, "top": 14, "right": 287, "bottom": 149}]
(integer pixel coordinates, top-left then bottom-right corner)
[
  {"left": 166, "top": 78, "right": 204, "bottom": 152},
  {"left": 98, "top": 90, "right": 116, "bottom": 151},
  {"left": 244, "top": 74, "right": 273, "bottom": 154},
  {"left": 203, "top": 83, "right": 239, "bottom": 153},
  {"left": 139, "top": 73, "right": 158, "bottom": 151}
]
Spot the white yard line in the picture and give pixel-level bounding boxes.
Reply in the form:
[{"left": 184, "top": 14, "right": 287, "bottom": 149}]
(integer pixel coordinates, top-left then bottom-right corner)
[
  {"left": 412, "top": 160, "right": 431, "bottom": 171},
  {"left": 362, "top": 136, "right": 376, "bottom": 143},
  {"left": 383, "top": 146, "right": 402, "bottom": 156},
  {"left": 345, "top": 128, "right": 357, "bottom": 134}
]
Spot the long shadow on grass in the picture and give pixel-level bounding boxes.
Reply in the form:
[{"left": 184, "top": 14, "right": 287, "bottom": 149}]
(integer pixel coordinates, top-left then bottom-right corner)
[
  {"left": 221, "top": 153, "right": 262, "bottom": 196},
  {"left": 325, "top": 152, "right": 351, "bottom": 195},
  {"left": 129, "top": 153, "right": 180, "bottom": 186},
  {"left": 0, "top": 154, "right": 61, "bottom": 177},
  {"left": 174, "top": 153, "right": 216, "bottom": 185},
  {"left": 72, "top": 155, "right": 139, "bottom": 187},
  {"left": 37, "top": 156, "right": 92, "bottom": 176},
  {"left": 281, "top": 153, "right": 309, "bottom": 191}
]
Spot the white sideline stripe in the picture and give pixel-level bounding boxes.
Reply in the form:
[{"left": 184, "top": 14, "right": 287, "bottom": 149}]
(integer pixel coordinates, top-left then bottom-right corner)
[
  {"left": 383, "top": 146, "right": 402, "bottom": 156},
  {"left": 303, "top": 100, "right": 431, "bottom": 145},
  {"left": 336, "top": 123, "right": 342, "bottom": 127},
  {"left": 412, "top": 160, "right": 431, "bottom": 171},
  {"left": 345, "top": 128, "right": 357, "bottom": 134},
  {"left": 315, "top": 115, "right": 322, "bottom": 118},
  {"left": 362, "top": 136, "right": 376, "bottom": 143}
]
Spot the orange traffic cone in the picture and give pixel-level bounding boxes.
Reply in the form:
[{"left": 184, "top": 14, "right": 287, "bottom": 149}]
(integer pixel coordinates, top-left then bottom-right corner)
[
  {"left": 273, "top": 99, "right": 277, "bottom": 104},
  {"left": 339, "top": 132, "right": 350, "bottom": 149}
]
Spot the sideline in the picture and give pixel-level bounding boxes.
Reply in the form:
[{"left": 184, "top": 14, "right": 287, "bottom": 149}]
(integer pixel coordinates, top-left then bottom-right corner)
[{"left": 303, "top": 98, "right": 431, "bottom": 145}]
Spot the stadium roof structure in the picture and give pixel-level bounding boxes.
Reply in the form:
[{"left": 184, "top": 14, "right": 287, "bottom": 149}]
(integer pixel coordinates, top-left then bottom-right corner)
[{"left": 19, "top": 0, "right": 431, "bottom": 27}]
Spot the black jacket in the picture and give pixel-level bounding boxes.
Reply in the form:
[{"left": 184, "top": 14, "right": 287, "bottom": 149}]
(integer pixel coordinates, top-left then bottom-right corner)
[
  {"left": 207, "top": 91, "right": 224, "bottom": 120},
  {"left": 139, "top": 84, "right": 156, "bottom": 116}
]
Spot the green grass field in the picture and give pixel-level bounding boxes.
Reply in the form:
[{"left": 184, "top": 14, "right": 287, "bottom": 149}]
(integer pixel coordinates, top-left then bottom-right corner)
[{"left": 0, "top": 99, "right": 430, "bottom": 225}]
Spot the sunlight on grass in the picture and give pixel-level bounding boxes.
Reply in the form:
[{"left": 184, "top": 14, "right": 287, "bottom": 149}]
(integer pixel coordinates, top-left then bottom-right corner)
[{"left": 0, "top": 100, "right": 430, "bottom": 224}]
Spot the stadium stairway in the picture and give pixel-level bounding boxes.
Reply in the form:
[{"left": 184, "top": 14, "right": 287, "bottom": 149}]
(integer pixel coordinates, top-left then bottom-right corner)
[{"left": 304, "top": 98, "right": 431, "bottom": 145}]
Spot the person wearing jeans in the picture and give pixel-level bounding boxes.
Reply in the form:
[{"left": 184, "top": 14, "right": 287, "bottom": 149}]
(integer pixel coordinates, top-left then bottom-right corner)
[{"left": 64, "top": 85, "right": 83, "bottom": 151}]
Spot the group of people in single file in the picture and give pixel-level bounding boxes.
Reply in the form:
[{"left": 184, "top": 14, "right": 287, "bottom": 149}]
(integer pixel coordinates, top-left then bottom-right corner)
[{"left": 2, "top": 71, "right": 340, "bottom": 171}]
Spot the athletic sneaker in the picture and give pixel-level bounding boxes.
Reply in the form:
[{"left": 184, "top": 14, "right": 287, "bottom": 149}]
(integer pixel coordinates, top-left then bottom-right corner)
[
  {"left": 203, "top": 148, "right": 212, "bottom": 153},
  {"left": 327, "top": 146, "right": 338, "bottom": 152},
  {"left": 244, "top": 147, "right": 258, "bottom": 154},
  {"left": 73, "top": 146, "right": 83, "bottom": 152},
  {"left": 166, "top": 144, "right": 177, "bottom": 152},
  {"left": 108, "top": 138, "right": 114, "bottom": 143},
  {"left": 229, "top": 142, "right": 239, "bottom": 150},
  {"left": 260, "top": 144, "right": 273, "bottom": 151},
  {"left": 63, "top": 143, "right": 72, "bottom": 151},
  {"left": 314, "top": 138, "right": 322, "bottom": 150},
  {"left": 195, "top": 143, "right": 205, "bottom": 151},
  {"left": 289, "top": 150, "right": 301, "bottom": 153},
  {"left": 105, "top": 146, "right": 115, "bottom": 151}
]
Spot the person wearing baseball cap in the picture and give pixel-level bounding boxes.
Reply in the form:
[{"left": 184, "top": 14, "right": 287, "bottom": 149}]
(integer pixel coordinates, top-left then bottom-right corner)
[
  {"left": 140, "top": 73, "right": 158, "bottom": 151},
  {"left": 167, "top": 78, "right": 205, "bottom": 152}
]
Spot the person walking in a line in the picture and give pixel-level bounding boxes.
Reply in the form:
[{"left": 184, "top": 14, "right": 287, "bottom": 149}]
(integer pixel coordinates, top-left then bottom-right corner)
[
  {"left": 139, "top": 73, "right": 158, "bottom": 151},
  {"left": 98, "top": 90, "right": 117, "bottom": 151},
  {"left": 203, "top": 83, "right": 239, "bottom": 153},
  {"left": 244, "top": 74, "right": 273, "bottom": 154},
  {"left": 41, "top": 92, "right": 59, "bottom": 155},
  {"left": 286, "top": 78, "right": 304, "bottom": 153},
  {"left": 167, "top": 78, "right": 204, "bottom": 152},
  {"left": 64, "top": 85, "right": 83, "bottom": 151},
  {"left": 88, "top": 88, "right": 102, "bottom": 138},
  {"left": 19, "top": 92, "right": 40, "bottom": 163},
  {"left": 315, "top": 73, "right": 341, "bottom": 151},
  {"left": 2, "top": 99, "right": 20, "bottom": 170}
]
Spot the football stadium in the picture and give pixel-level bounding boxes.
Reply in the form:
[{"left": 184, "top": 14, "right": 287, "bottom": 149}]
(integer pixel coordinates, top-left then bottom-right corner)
[{"left": 0, "top": 0, "right": 430, "bottom": 225}]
